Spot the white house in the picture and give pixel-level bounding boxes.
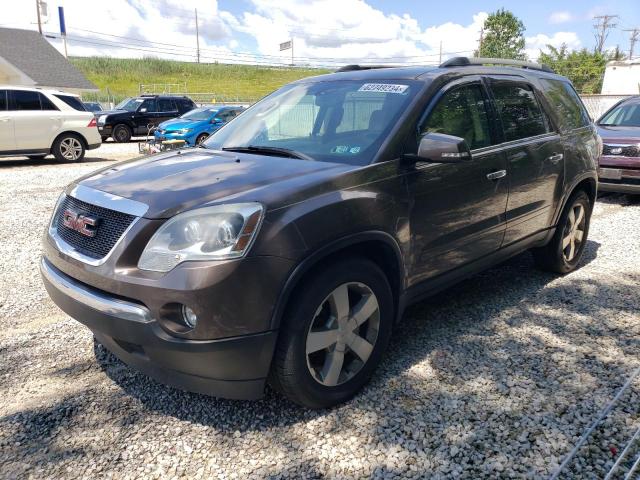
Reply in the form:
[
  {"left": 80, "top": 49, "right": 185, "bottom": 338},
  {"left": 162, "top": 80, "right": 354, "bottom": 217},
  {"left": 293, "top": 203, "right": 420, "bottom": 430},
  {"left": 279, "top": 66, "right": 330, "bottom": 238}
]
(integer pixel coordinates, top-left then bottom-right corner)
[
  {"left": 0, "top": 27, "right": 97, "bottom": 94},
  {"left": 601, "top": 59, "right": 640, "bottom": 95}
]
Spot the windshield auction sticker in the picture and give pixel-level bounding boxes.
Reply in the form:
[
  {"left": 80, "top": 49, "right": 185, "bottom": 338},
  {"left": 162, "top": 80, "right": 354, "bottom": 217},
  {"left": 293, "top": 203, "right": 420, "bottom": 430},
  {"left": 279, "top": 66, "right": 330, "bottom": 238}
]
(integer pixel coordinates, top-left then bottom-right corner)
[{"left": 358, "top": 83, "right": 409, "bottom": 94}]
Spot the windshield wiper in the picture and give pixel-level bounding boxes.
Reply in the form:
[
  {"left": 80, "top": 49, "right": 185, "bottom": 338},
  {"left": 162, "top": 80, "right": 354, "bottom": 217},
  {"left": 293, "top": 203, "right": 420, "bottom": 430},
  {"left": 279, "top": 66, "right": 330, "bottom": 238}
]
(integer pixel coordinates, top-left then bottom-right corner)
[{"left": 222, "top": 145, "right": 313, "bottom": 161}]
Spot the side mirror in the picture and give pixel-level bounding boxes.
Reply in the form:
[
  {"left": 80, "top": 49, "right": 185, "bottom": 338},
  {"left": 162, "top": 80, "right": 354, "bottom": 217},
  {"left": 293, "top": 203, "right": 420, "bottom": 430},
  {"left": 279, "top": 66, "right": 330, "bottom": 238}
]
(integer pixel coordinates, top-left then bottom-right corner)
[
  {"left": 210, "top": 118, "right": 223, "bottom": 124},
  {"left": 405, "top": 132, "right": 472, "bottom": 164}
]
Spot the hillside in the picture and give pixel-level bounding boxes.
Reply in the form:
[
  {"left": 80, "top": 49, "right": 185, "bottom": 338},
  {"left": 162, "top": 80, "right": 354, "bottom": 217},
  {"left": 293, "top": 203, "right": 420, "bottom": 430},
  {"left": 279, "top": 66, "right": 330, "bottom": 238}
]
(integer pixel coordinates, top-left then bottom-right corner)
[{"left": 70, "top": 57, "right": 331, "bottom": 103}]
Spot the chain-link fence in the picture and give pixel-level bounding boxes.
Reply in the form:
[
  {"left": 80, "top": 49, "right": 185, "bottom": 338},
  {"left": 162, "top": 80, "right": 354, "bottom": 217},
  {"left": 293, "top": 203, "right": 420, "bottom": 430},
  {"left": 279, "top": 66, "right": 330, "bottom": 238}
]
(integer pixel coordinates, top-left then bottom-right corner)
[{"left": 580, "top": 94, "right": 632, "bottom": 120}]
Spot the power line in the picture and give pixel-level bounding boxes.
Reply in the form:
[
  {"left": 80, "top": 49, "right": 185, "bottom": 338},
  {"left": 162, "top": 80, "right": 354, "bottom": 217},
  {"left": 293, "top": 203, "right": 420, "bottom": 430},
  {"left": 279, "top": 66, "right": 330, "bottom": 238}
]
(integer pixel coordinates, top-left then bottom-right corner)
[{"left": 593, "top": 15, "right": 619, "bottom": 54}]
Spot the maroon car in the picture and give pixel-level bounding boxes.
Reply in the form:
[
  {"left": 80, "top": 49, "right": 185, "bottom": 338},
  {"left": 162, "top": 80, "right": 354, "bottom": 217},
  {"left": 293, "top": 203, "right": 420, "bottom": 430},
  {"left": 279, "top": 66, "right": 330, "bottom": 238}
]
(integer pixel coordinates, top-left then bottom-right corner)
[{"left": 596, "top": 96, "right": 640, "bottom": 194}]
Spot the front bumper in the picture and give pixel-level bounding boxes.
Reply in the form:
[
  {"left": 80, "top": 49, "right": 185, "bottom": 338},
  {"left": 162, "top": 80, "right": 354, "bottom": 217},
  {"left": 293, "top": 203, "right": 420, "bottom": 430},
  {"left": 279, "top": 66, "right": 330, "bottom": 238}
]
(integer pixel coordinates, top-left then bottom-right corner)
[
  {"left": 154, "top": 131, "right": 194, "bottom": 145},
  {"left": 598, "top": 164, "right": 640, "bottom": 194},
  {"left": 40, "top": 258, "right": 278, "bottom": 399}
]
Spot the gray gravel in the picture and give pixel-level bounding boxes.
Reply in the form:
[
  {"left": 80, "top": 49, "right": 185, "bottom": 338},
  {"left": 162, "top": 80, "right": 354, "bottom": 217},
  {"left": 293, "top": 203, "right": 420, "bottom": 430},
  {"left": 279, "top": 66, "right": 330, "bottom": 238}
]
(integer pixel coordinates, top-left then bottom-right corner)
[{"left": 1, "top": 149, "right": 639, "bottom": 479}]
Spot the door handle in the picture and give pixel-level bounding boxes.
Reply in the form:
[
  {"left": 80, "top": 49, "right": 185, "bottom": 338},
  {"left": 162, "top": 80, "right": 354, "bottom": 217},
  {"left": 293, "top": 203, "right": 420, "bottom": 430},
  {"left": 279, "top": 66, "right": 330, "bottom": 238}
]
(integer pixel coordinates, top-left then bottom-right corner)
[
  {"left": 547, "top": 153, "right": 563, "bottom": 164},
  {"left": 486, "top": 170, "right": 507, "bottom": 181}
]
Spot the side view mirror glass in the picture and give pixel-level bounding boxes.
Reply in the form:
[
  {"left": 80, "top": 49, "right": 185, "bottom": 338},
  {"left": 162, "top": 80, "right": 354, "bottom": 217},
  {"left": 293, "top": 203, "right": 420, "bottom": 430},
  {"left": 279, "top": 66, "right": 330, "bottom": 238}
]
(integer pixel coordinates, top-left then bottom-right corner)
[
  {"left": 406, "top": 132, "right": 472, "bottom": 164},
  {"left": 211, "top": 118, "right": 223, "bottom": 124}
]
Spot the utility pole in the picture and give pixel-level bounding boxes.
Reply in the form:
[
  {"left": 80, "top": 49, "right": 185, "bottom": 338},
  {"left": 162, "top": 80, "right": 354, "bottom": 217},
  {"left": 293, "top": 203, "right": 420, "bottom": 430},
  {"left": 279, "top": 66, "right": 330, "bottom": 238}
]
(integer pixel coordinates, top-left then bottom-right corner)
[
  {"left": 439, "top": 40, "right": 442, "bottom": 63},
  {"left": 476, "top": 28, "right": 484, "bottom": 57},
  {"left": 195, "top": 8, "right": 200, "bottom": 63},
  {"left": 291, "top": 38, "right": 294, "bottom": 66},
  {"left": 35, "top": 0, "right": 42, "bottom": 34},
  {"left": 624, "top": 28, "right": 639, "bottom": 59},
  {"left": 593, "top": 15, "right": 619, "bottom": 54}
]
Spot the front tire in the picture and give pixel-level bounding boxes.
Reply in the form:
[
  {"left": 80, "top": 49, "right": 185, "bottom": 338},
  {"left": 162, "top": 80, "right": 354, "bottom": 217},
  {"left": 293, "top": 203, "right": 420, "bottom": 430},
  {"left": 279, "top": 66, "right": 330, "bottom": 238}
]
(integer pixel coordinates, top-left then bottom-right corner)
[
  {"left": 532, "top": 190, "right": 592, "bottom": 273},
  {"left": 270, "top": 258, "right": 393, "bottom": 408},
  {"left": 52, "top": 134, "right": 85, "bottom": 162},
  {"left": 112, "top": 124, "right": 132, "bottom": 143},
  {"left": 195, "top": 133, "right": 209, "bottom": 145}
]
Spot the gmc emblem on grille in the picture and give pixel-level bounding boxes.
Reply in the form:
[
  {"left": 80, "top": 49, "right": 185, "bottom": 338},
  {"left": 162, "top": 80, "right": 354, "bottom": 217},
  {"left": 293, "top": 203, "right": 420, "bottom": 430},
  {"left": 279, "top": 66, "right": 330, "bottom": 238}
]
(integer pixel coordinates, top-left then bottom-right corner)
[{"left": 62, "top": 209, "right": 99, "bottom": 237}]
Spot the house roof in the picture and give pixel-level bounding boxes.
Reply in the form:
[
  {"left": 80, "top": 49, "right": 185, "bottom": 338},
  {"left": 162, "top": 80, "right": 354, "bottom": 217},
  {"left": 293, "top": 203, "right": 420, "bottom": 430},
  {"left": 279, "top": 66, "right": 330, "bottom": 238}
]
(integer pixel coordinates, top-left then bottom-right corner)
[{"left": 0, "top": 27, "right": 97, "bottom": 91}]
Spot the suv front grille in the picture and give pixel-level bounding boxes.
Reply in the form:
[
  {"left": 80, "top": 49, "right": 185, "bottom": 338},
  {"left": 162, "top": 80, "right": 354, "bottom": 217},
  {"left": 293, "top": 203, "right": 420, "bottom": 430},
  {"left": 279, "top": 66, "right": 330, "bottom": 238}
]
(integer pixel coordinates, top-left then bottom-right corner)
[
  {"left": 54, "top": 195, "right": 136, "bottom": 260},
  {"left": 603, "top": 144, "right": 639, "bottom": 157}
]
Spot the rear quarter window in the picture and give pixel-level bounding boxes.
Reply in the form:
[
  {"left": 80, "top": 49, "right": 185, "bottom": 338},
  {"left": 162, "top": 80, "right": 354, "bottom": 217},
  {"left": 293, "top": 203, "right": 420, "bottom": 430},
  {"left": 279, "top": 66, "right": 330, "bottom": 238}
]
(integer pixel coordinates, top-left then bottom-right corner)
[
  {"left": 54, "top": 94, "right": 87, "bottom": 111},
  {"left": 540, "top": 79, "right": 591, "bottom": 131}
]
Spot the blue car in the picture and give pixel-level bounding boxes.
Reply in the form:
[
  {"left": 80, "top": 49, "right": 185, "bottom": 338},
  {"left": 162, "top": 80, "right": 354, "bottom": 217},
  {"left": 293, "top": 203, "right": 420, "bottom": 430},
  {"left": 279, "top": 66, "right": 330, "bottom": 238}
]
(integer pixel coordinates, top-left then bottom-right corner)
[{"left": 154, "top": 106, "right": 244, "bottom": 146}]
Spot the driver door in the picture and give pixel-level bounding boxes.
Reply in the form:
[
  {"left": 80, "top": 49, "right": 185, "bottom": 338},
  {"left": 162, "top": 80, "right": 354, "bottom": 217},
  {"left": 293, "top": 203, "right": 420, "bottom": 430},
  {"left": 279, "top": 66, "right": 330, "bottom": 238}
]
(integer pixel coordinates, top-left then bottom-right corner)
[
  {"left": 133, "top": 98, "right": 157, "bottom": 135},
  {"left": 406, "top": 77, "right": 509, "bottom": 286}
]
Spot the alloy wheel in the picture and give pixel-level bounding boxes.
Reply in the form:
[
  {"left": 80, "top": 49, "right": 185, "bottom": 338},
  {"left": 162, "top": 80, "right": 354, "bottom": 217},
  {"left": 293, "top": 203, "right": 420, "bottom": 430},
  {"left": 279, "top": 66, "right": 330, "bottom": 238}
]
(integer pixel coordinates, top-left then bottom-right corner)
[
  {"left": 305, "top": 282, "right": 380, "bottom": 387},
  {"left": 562, "top": 203, "right": 586, "bottom": 262},
  {"left": 60, "top": 137, "right": 83, "bottom": 161}
]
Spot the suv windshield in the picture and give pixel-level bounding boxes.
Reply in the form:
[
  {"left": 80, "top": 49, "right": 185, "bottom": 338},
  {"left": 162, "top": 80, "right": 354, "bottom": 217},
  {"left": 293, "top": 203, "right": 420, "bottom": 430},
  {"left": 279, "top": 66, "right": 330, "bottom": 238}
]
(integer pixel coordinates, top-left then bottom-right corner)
[
  {"left": 203, "top": 80, "right": 419, "bottom": 165},
  {"left": 599, "top": 101, "right": 640, "bottom": 127},
  {"left": 181, "top": 107, "right": 217, "bottom": 121},
  {"left": 116, "top": 97, "right": 145, "bottom": 112}
]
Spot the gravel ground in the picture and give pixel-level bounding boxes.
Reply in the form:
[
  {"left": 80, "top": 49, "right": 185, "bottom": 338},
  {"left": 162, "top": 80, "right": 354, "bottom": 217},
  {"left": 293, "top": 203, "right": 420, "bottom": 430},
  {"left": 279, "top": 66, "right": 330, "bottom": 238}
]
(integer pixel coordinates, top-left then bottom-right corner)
[{"left": 0, "top": 148, "right": 639, "bottom": 479}]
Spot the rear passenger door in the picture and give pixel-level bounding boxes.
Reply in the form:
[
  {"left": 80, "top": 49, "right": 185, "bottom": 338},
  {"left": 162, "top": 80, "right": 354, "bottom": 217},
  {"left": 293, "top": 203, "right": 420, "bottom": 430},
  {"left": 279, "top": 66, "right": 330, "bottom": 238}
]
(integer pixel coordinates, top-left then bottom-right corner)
[
  {"left": 10, "top": 90, "right": 60, "bottom": 151},
  {"left": 0, "top": 90, "right": 15, "bottom": 152},
  {"left": 487, "top": 77, "right": 565, "bottom": 245}
]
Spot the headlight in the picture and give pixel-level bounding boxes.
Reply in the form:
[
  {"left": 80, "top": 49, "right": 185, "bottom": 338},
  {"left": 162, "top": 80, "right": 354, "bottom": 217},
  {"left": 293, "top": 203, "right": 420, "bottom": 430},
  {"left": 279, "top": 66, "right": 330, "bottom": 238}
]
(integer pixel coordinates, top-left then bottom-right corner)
[
  {"left": 176, "top": 128, "right": 192, "bottom": 134},
  {"left": 138, "top": 203, "right": 264, "bottom": 272},
  {"left": 97, "top": 115, "right": 108, "bottom": 124}
]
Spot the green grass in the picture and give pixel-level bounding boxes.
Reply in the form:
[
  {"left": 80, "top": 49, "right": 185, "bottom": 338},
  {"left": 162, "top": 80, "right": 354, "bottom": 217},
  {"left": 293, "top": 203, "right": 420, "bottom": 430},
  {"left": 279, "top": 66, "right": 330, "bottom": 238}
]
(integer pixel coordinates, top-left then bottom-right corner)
[{"left": 70, "top": 57, "right": 330, "bottom": 103}]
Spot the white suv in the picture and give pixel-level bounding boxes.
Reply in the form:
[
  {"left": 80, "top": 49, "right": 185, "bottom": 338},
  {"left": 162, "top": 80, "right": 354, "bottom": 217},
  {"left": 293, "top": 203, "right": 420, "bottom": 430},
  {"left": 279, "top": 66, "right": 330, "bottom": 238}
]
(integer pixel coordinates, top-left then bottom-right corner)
[{"left": 0, "top": 86, "right": 101, "bottom": 162}]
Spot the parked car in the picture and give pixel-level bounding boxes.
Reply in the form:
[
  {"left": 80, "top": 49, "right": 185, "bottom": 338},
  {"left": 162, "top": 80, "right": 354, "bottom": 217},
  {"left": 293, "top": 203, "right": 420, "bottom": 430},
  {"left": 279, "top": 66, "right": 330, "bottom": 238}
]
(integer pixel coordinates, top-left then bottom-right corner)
[
  {"left": 154, "top": 106, "right": 245, "bottom": 146},
  {"left": 596, "top": 96, "right": 640, "bottom": 195},
  {"left": 97, "top": 95, "right": 196, "bottom": 142},
  {"left": 41, "top": 58, "right": 599, "bottom": 408},
  {"left": 83, "top": 101, "right": 103, "bottom": 113},
  {"left": 0, "top": 86, "right": 101, "bottom": 162}
]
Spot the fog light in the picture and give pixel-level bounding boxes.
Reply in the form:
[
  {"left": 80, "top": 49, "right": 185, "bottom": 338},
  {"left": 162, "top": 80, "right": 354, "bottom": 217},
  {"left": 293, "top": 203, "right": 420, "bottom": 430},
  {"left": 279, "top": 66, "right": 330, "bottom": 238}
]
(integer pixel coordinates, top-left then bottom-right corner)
[{"left": 181, "top": 305, "right": 198, "bottom": 328}]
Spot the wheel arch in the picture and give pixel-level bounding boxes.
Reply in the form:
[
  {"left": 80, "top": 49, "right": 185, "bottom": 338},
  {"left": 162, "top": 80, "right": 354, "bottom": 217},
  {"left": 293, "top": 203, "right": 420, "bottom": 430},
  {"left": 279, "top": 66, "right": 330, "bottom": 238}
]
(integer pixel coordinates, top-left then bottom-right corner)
[
  {"left": 554, "top": 173, "right": 597, "bottom": 226},
  {"left": 50, "top": 130, "right": 88, "bottom": 152},
  {"left": 269, "top": 231, "right": 405, "bottom": 331}
]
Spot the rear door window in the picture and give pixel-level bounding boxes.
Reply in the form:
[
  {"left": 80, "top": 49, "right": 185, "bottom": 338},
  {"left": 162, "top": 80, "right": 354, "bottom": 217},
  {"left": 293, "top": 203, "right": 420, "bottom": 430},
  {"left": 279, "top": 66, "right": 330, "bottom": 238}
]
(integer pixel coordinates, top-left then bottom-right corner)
[
  {"left": 540, "top": 79, "right": 590, "bottom": 130},
  {"left": 158, "top": 98, "right": 176, "bottom": 112},
  {"left": 422, "top": 83, "right": 493, "bottom": 150},
  {"left": 54, "top": 94, "right": 87, "bottom": 111},
  {"left": 39, "top": 93, "right": 58, "bottom": 111},
  {"left": 490, "top": 83, "right": 550, "bottom": 142},
  {"left": 11, "top": 90, "right": 42, "bottom": 110}
]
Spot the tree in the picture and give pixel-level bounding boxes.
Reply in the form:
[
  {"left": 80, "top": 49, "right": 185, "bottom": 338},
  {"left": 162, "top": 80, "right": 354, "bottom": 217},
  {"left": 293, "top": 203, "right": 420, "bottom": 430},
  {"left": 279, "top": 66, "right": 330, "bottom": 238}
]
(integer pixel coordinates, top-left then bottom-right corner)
[
  {"left": 477, "top": 9, "right": 526, "bottom": 60},
  {"left": 538, "top": 44, "right": 611, "bottom": 94}
]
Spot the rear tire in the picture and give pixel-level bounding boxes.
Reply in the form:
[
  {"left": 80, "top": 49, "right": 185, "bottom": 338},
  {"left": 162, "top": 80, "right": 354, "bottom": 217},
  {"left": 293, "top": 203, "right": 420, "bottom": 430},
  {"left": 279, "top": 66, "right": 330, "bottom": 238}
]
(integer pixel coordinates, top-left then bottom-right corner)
[
  {"left": 52, "top": 134, "right": 85, "bottom": 162},
  {"left": 112, "top": 124, "right": 132, "bottom": 143},
  {"left": 532, "top": 190, "right": 592, "bottom": 274},
  {"left": 269, "top": 258, "right": 393, "bottom": 409}
]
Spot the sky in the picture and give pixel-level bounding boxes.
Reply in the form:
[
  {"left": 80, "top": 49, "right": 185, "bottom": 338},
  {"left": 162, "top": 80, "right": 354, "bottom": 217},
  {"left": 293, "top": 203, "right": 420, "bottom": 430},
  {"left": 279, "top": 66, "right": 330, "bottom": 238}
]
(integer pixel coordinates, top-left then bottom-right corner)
[{"left": 1, "top": 0, "right": 639, "bottom": 66}]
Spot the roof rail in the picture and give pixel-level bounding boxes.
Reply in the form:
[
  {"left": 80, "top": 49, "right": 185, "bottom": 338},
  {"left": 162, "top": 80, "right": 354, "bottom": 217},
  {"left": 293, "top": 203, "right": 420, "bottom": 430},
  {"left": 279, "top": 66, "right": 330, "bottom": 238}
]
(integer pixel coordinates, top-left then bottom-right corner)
[
  {"left": 440, "top": 56, "right": 554, "bottom": 73},
  {"left": 336, "top": 64, "right": 394, "bottom": 72}
]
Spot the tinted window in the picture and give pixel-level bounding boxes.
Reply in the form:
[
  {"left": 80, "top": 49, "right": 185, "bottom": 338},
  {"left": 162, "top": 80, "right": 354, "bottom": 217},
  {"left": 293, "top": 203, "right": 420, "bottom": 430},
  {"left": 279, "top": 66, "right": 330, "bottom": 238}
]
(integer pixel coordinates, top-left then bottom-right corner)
[
  {"left": 541, "top": 79, "right": 590, "bottom": 130},
  {"left": 598, "top": 102, "right": 640, "bottom": 127},
  {"left": 0, "top": 90, "right": 6, "bottom": 110},
  {"left": 139, "top": 99, "right": 157, "bottom": 112},
  {"left": 39, "top": 93, "right": 58, "bottom": 111},
  {"left": 54, "top": 94, "right": 87, "bottom": 111},
  {"left": 178, "top": 99, "right": 195, "bottom": 113},
  {"left": 423, "top": 83, "right": 492, "bottom": 150},
  {"left": 491, "top": 83, "right": 550, "bottom": 141},
  {"left": 11, "top": 90, "right": 42, "bottom": 110},
  {"left": 158, "top": 98, "right": 175, "bottom": 111}
]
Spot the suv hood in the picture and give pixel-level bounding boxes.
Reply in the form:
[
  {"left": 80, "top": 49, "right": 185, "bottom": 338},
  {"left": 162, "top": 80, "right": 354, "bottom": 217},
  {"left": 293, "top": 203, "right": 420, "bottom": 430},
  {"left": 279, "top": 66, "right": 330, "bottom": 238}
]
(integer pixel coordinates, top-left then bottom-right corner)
[
  {"left": 98, "top": 109, "right": 128, "bottom": 117},
  {"left": 597, "top": 125, "right": 640, "bottom": 143},
  {"left": 74, "top": 148, "right": 357, "bottom": 218}
]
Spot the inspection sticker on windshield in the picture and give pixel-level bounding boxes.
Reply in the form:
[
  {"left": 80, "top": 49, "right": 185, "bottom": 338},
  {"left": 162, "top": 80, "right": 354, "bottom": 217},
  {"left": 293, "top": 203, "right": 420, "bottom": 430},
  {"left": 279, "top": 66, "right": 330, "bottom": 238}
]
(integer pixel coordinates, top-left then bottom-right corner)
[{"left": 358, "top": 83, "right": 408, "bottom": 94}]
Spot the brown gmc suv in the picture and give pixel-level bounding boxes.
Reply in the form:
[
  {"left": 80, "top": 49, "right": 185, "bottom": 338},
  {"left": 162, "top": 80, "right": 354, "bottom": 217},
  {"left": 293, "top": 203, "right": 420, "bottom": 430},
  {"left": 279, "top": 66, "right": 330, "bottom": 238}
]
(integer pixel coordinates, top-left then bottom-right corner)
[{"left": 41, "top": 58, "right": 600, "bottom": 408}]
